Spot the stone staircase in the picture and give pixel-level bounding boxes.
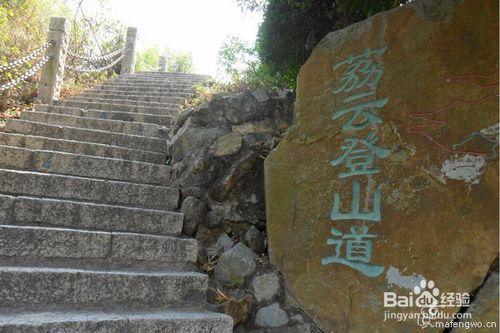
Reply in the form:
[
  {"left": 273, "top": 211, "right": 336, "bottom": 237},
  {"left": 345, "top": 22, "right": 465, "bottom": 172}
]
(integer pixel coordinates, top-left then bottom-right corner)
[{"left": 0, "top": 72, "right": 234, "bottom": 332}]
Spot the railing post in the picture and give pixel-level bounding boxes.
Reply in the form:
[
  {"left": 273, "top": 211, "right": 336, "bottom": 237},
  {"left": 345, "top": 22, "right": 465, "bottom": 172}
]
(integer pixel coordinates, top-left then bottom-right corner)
[
  {"left": 121, "top": 27, "right": 138, "bottom": 74},
  {"left": 38, "top": 17, "right": 69, "bottom": 104},
  {"left": 159, "top": 55, "right": 167, "bottom": 72}
]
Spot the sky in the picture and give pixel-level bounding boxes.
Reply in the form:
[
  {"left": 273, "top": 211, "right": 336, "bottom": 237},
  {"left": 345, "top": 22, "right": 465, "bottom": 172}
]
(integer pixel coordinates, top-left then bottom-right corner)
[{"left": 76, "top": 0, "right": 263, "bottom": 77}]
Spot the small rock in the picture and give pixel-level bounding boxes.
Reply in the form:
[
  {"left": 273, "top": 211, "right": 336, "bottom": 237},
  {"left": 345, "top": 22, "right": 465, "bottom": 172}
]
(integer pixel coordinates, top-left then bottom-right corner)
[
  {"left": 180, "top": 186, "right": 202, "bottom": 199},
  {"left": 252, "top": 89, "right": 270, "bottom": 103},
  {"left": 181, "top": 196, "right": 208, "bottom": 236},
  {"left": 217, "top": 233, "right": 234, "bottom": 252},
  {"left": 255, "top": 303, "right": 289, "bottom": 327},
  {"left": 290, "top": 313, "right": 304, "bottom": 323},
  {"left": 221, "top": 294, "right": 253, "bottom": 325},
  {"left": 205, "top": 205, "right": 224, "bottom": 228},
  {"left": 206, "top": 233, "right": 234, "bottom": 259},
  {"left": 244, "top": 225, "right": 265, "bottom": 254},
  {"left": 251, "top": 272, "right": 280, "bottom": 303},
  {"left": 207, "top": 287, "right": 219, "bottom": 303},
  {"left": 213, "top": 132, "right": 242, "bottom": 157},
  {"left": 214, "top": 242, "right": 257, "bottom": 283}
]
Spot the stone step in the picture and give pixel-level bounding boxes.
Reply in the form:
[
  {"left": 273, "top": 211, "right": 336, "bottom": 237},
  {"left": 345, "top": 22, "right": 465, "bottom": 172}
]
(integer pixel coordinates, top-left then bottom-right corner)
[
  {"left": 0, "top": 224, "right": 197, "bottom": 268},
  {"left": 0, "top": 145, "right": 171, "bottom": 186},
  {"left": 102, "top": 82, "right": 195, "bottom": 90},
  {"left": 0, "top": 309, "right": 233, "bottom": 333},
  {"left": 5, "top": 119, "right": 167, "bottom": 153},
  {"left": 0, "top": 169, "right": 179, "bottom": 210},
  {"left": 21, "top": 111, "right": 169, "bottom": 138},
  {"left": 67, "top": 96, "right": 180, "bottom": 109},
  {"left": 54, "top": 100, "right": 179, "bottom": 116},
  {"left": 92, "top": 85, "right": 194, "bottom": 94},
  {"left": 112, "top": 74, "right": 208, "bottom": 81},
  {"left": 91, "top": 86, "right": 193, "bottom": 95},
  {"left": 111, "top": 78, "right": 205, "bottom": 85},
  {"left": 84, "top": 89, "right": 192, "bottom": 98},
  {"left": 36, "top": 105, "right": 174, "bottom": 127},
  {"left": 0, "top": 132, "right": 165, "bottom": 164},
  {"left": 104, "top": 81, "right": 196, "bottom": 88},
  {"left": 0, "top": 194, "right": 183, "bottom": 236},
  {"left": 131, "top": 71, "right": 209, "bottom": 77},
  {"left": 80, "top": 92, "right": 190, "bottom": 103},
  {"left": 117, "top": 73, "right": 208, "bottom": 78},
  {"left": 0, "top": 266, "right": 207, "bottom": 310}
]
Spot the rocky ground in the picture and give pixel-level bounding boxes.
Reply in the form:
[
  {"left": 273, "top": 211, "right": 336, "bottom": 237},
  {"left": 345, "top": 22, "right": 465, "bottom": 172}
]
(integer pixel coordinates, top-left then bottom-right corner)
[{"left": 168, "top": 89, "right": 321, "bottom": 332}]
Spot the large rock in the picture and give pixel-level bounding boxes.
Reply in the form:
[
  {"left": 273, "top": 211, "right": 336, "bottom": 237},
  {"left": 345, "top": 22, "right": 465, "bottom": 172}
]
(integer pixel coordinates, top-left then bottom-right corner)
[
  {"left": 265, "top": 1, "right": 499, "bottom": 332},
  {"left": 169, "top": 117, "right": 229, "bottom": 163},
  {"left": 213, "top": 132, "right": 243, "bottom": 157},
  {"left": 214, "top": 242, "right": 258, "bottom": 283}
]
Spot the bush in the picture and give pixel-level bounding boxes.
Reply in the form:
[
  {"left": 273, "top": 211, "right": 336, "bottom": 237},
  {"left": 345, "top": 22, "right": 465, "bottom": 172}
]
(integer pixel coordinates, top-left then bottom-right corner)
[{"left": 234, "top": 0, "right": 407, "bottom": 89}]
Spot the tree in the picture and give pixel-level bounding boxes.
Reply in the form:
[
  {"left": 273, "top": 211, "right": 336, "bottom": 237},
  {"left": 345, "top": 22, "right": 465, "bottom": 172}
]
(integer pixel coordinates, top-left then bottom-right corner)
[
  {"left": 135, "top": 46, "right": 193, "bottom": 73},
  {"left": 165, "top": 48, "right": 193, "bottom": 73},
  {"left": 249, "top": 0, "right": 408, "bottom": 88},
  {"left": 135, "top": 46, "right": 161, "bottom": 72}
]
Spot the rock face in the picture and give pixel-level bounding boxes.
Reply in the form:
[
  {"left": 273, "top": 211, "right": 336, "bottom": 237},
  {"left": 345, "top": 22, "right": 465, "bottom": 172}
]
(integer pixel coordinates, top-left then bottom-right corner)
[
  {"left": 265, "top": 1, "right": 499, "bottom": 332},
  {"left": 171, "top": 90, "right": 324, "bottom": 331}
]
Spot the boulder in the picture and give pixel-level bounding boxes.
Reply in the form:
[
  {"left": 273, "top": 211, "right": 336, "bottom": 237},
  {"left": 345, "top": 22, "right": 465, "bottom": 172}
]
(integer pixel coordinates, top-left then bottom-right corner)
[
  {"left": 214, "top": 242, "right": 257, "bottom": 283},
  {"left": 264, "top": 0, "right": 499, "bottom": 332},
  {"left": 213, "top": 132, "right": 243, "bottom": 157},
  {"left": 169, "top": 117, "right": 229, "bottom": 163},
  {"left": 255, "top": 303, "right": 289, "bottom": 327},
  {"left": 181, "top": 196, "right": 208, "bottom": 236},
  {"left": 251, "top": 272, "right": 280, "bottom": 303},
  {"left": 175, "top": 108, "right": 194, "bottom": 128}
]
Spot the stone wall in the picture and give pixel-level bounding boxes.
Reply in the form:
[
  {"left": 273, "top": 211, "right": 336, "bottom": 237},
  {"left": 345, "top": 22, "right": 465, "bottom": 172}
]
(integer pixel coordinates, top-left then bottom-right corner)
[
  {"left": 264, "top": 0, "right": 498, "bottom": 332},
  {"left": 169, "top": 89, "right": 320, "bottom": 332}
]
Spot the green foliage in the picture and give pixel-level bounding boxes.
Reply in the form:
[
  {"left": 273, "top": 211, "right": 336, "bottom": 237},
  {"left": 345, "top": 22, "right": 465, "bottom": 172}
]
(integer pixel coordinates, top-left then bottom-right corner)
[
  {"left": 136, "top": 46, "right": 162, "bottom": 71},
  {"left": 235, "top": 0, "right": 268, "bottom": 12},
  {"left": 0, "top": 0, "right": 125, "bottom": 118},
  {"left": 250, "top": 0, "right": 407, "bottom": 88},
  {"left": 217, "top": 35, "right": 284, "bottom": 90},
  {"left": 165, "top": 48, "right": 193, "bottom": 73},
  {"left": 136, "top": 46, "right": 193, "bottom": 73}
]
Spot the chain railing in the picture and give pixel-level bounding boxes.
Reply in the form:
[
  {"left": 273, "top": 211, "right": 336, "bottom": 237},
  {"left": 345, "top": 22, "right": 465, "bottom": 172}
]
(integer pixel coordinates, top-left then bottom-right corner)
[
  {"left": 0, "top": 41, "right": 54, "bottom": 73},
  {"left": 65, "top": 47, "right": 125, "bottom": 73},
  {"left": 0, "top": 17, "right": 140, "bottom": 103},
  {"left": 67, "top": 46, "right": 125, "bottom": 63},
  {"left": 0, "top": 55, "right": 52, "bottom": 92},
  {"left": 0, "top": 41, "right": 55, "bottom": 92}
]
